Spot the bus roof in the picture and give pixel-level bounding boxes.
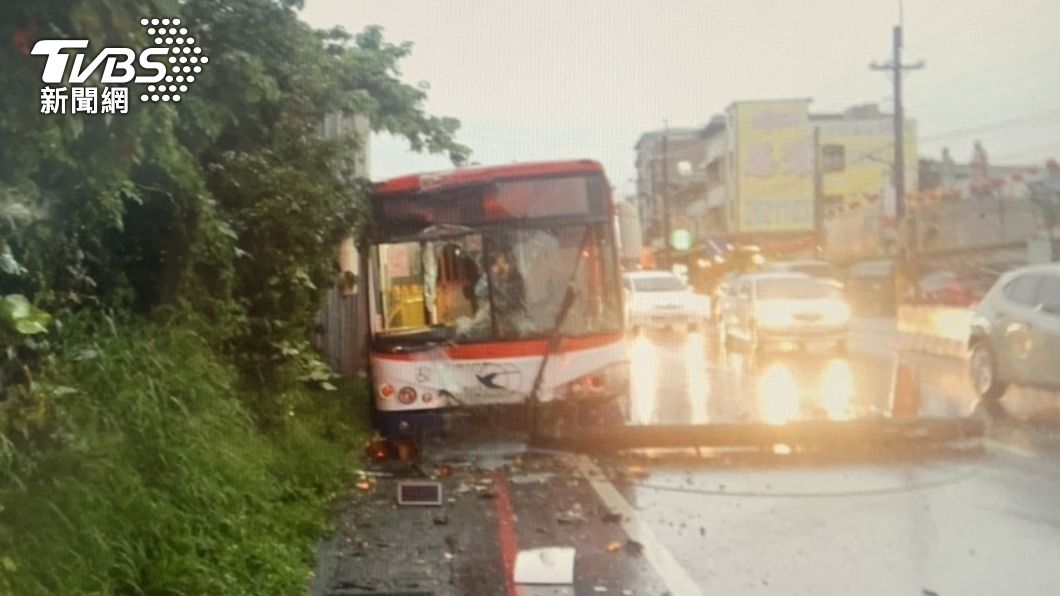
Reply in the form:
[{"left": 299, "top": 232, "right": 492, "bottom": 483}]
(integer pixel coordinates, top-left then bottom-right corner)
[{"left": 372, "top": 159, "right": 605, "bottom": 196}]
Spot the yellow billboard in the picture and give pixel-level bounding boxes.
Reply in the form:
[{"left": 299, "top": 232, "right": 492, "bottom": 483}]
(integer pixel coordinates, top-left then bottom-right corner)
[{"left": 731, "top": 100, "right": 814, "bottom": 233}]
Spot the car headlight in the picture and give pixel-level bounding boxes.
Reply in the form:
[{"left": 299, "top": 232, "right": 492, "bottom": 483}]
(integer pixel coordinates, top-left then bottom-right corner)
[
  {"left": 555, "top": 362, "right": 630, "bottom": 401},
  {"left": 755, "top": 303, "right": 794, "bottom": 327},
  {"left": 822, "top": 301, "right": 851, "bottom": 325}
]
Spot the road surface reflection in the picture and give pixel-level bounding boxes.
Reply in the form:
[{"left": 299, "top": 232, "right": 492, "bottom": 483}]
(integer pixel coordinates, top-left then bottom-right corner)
[{"left": 627, "top": 329, "right": 884, "bottom": 426}]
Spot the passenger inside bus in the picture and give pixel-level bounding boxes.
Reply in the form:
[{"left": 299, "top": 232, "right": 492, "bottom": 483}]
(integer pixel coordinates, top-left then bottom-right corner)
[
  {"left": 433, "top": 242, "right": 480, "bottom": 323},
  {"left": 474, "top": 250, "right": 530, "bottom": 337}
]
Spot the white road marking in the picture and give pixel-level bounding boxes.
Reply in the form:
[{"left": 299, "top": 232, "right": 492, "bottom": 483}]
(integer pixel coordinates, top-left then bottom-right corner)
[{"left": 573, "top": 454, "right": 703, "bottom": 596}]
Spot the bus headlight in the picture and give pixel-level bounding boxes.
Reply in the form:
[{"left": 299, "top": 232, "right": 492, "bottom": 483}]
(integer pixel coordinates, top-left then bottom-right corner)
[
  {"left": 397, "top": 386, "right": 418, "bottom": 405},
  {"left": 556, "top": 362, "right": 630, "bottom": 401}
]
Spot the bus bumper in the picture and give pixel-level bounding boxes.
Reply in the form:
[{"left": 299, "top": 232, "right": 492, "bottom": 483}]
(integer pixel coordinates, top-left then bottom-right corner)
[{"left": 375, "top": 409, "right": 447, "bottom": 439}]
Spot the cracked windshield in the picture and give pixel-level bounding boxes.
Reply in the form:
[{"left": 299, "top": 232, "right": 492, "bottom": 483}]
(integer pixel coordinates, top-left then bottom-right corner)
[{"left": 2, "top": 0, "right": 1059, "bottom": 595}]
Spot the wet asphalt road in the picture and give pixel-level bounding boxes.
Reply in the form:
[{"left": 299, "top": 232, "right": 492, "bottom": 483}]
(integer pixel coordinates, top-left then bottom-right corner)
[{"left": 313, "top": 321, "right": 1060, "bottom": 596}]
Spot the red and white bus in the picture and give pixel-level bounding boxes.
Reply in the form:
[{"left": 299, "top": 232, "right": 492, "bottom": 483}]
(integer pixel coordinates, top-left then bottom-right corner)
[{"left": 365, "top": 160, "right": 629, "bottom": 438}]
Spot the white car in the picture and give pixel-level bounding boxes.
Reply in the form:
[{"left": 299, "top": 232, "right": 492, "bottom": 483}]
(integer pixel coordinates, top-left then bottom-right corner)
[
  {"left": 622, "top": 271, "right": 711, "bottom": 331},
  {"left": 719, "top": 272, "right": 851, "bottom": 352},
  {"left": 764, "top": 259, "right": 839, "bottom": 280}
]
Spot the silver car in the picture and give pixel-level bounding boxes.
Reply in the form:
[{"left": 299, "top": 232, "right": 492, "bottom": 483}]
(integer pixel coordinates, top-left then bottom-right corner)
[
  {"left": 720, "top": 272, "right": 851, "bottom": 353},
  {"left": 968, "top": 263, "right": 1060, "bottom": 400}
]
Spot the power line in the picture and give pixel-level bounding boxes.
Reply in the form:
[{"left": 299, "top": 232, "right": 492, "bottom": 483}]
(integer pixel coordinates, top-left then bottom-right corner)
[
  {"left": 842, "top": 109, "right": 1060, "bottom": 168},
  {"left": 920, "top": 109, "right": 1060, "bottom": 143}
]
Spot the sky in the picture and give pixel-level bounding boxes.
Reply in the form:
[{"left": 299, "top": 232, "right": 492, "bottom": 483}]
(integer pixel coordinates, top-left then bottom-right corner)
[{"left": 300, "top": 0, "right": 1060, "bottom": 195}]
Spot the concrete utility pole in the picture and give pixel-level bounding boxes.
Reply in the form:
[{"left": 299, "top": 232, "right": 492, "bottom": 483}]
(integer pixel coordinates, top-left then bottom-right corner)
[
  {"left": 870, "top": 25, "right": 924, "bottom": 222},
  {"left": 872, "top": 19, "right": 924, "bottom": 302},
  {"left": 660, "top": 120, "right": 673, "bottom": 266}
]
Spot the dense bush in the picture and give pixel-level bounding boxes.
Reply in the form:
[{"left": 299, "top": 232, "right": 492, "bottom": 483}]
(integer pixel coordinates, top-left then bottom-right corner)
[
  {"left": 0, "top": 317, "right": 368, "bottom": 595},
  {"left": 0, "top": 1, "right": 466, "bottom": 592}
]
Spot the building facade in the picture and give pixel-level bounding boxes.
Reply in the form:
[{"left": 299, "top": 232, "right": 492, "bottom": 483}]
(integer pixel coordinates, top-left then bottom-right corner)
[
  {"left": 813, "top": 103, "right": 917, "bottom": 220},
  {"left": 633, "top": 127, "right": 706, "bottom": 249},
  {"left": 691, "top": 100, "right": 917, "bottom": 257}
]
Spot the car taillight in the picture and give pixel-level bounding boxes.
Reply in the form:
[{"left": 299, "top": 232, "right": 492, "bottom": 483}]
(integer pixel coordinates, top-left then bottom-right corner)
[
  {"left": 397, "top": 386, "right": 417, "bottom": 405},
  {"left": 379, "top": 383, "right": 394, "bottom": 399},
  {"left": 422, "top": 391, "right": 435, "bottom": 404}
]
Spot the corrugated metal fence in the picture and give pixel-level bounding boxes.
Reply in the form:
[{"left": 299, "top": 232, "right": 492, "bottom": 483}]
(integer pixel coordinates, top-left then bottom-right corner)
[{"left": 315, "top": 287, "right": 367, "bottom": 378}]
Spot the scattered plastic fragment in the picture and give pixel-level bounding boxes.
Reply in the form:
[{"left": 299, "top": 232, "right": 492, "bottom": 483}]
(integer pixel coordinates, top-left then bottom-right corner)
[{"left": 513, "top": 547, "right": 575, "bottom": 585}]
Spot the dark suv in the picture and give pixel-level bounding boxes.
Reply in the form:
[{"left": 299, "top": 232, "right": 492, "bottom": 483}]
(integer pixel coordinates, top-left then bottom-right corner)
[{"left": 968, "top": 264, "right": 1060, "bottom": 400}]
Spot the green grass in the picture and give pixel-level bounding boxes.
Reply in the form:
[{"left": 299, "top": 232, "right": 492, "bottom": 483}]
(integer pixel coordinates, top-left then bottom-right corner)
[{"left": 0, "top": 319, "right": 368, "bottom": 595}]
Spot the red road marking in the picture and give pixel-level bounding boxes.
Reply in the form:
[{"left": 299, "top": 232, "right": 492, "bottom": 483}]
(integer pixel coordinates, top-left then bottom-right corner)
[{"left": 491, "top": 469, "right": 520, "bottom": 596}]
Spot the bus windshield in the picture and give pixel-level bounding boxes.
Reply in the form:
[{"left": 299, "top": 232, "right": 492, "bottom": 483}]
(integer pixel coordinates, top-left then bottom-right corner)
[{"left": 372, "top": 223, "right": 622, "bottom": 348}]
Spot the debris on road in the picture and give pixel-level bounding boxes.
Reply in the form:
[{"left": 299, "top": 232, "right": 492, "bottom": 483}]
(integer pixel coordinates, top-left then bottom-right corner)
[
  {"left": 601, "top": 510, "right": 623, "bottom": 524},
  {"left": 509, "top": 472, "right": 555, "bottom": 484},
  {"left": 513, "top": 547, "right": 576, "bottom": 585},
  {"left": 606, "top": 541, "right": 623, "bottom": 553},
  {"left": 627, "top": 466, "right": 650, "bottom": 479},
  {"left": 556, "top": 505, "right": 588, "bottom": 525},
  {"left": 396, "top": 480, "right": 443, "bottom": 506},
  {"left": 354, "top": 479, "right": 374, "bottom": 492},
  {"left": 625, "top": 540, "right": 644, "bottom": 557}
]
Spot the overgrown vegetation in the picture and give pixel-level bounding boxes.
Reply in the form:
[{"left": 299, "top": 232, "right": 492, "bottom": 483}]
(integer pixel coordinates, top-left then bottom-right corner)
[
  {"left": 0, "top": 0, "right": 468, "bottom": 593},
  {"left": 1, "top": 318, "right": 369, "bottom": 594}
]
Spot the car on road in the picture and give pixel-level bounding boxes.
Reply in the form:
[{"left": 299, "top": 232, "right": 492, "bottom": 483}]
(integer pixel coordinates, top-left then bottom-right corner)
[
  {"left": 719, "top": 272, "right": 851, "bottom": 353},
  {"left": 764, "top": 259, "right": 840, "bottom": 281},
  {"left": 623, "top": 271, "right": 711, "bottom": 331},
  {"left": 967, "top": 263, "right": 1060, "bottom": 400},
  {"left": 915, "top": 270, "right": 986, "bottom": 307}
]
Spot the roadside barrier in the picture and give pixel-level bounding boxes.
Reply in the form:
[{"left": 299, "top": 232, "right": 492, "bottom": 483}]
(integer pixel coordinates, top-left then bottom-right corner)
[{"left": 896, "top": 305, "right": 971, "bottom": 360}]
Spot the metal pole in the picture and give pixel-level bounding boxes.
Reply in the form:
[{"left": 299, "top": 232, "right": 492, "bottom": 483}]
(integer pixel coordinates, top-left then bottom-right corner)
[
  {"left": 813, "top": 126, "right": 824, "bottom": 250},
  {"left": 893, "top": 26, "right": 906, "bottom": 221},
  {"left": 661, "top": 121, "right": 673, "bottom": 267}
]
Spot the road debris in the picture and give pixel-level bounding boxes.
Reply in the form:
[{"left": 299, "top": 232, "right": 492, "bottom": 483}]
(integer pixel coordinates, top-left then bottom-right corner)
[
  {"left": 396, "top": 481, "right": 443, "bottom": 506},
  {"left": 625, "top": 540, "right": 644, "bottom": 557},
  {"left": 513, "top": 547, "right": 576, "bottom": 585},
  {"left": 509, "top": 472, "right": 555, "bottom": 485},
  {"left": 627, "top": 466, "right": 649, "bottom": 479},
  {"left": 556, "top": 506, "right": 587, "bottom": 525},
  {"left": 606, "top": 541, "right": 623, "bottom": 553},
  {"left": 601, "top": 511, "right": 622, "bottom": 523}
]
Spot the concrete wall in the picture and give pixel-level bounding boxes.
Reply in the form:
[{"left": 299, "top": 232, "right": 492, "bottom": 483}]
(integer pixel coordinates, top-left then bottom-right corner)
[
  {"left": 915, "top": 197, "right": 1039, "bottom": 254},
  {"left": 825, "top": 196, "right": 1043, "bottom": 264}
]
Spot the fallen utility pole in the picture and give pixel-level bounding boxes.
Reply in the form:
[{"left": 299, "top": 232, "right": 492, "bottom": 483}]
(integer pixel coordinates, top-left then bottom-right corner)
[{"left": 535, "top": 418, "right": 983, "bottom": 453}]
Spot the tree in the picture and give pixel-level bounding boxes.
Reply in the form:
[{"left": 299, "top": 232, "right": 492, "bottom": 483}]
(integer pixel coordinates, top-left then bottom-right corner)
[{"left": 0, "top": 0, "right": 470, "bottom": 387}]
